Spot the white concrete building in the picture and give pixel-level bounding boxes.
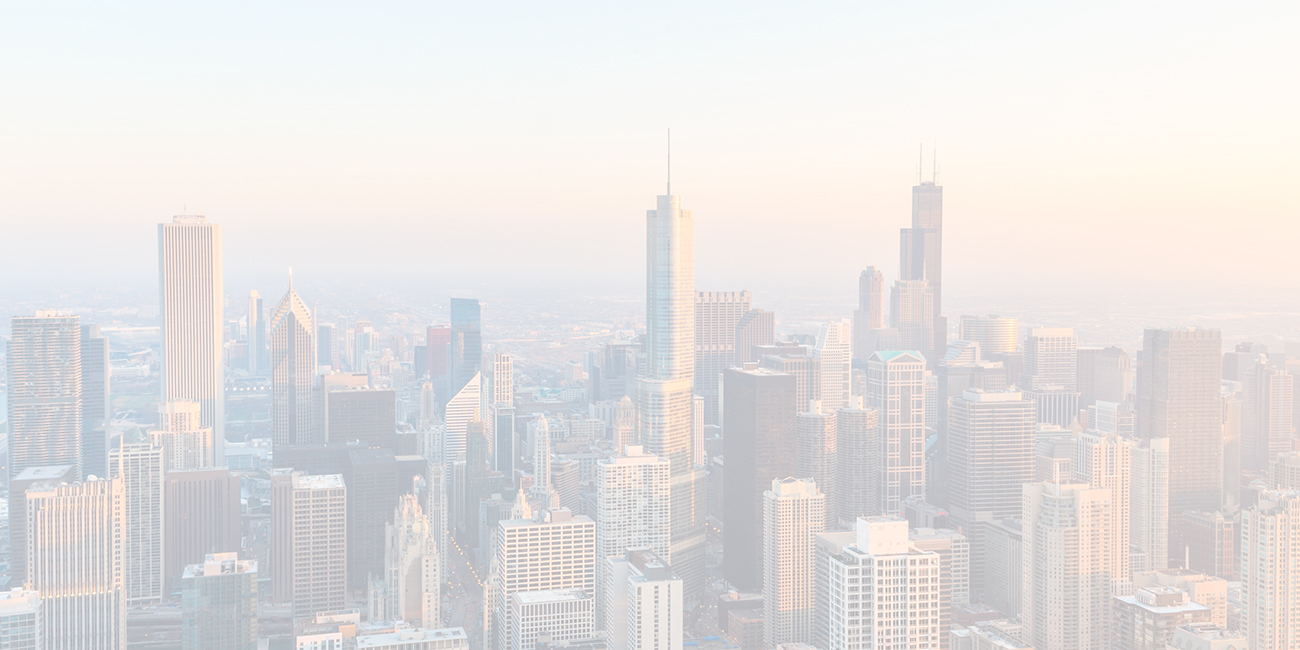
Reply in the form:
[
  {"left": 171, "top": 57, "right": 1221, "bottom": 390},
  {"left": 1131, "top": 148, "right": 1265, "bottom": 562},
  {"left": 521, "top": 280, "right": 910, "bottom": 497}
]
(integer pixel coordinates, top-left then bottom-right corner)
[
  {"left": 150, "top": 400, "right": 214, "bottom": 471},
  {"left": 826, "top": 517, "right": 942, "bottom": 650},
  {"left": 1131, "top": 438, "right": 1170, "bottom": 573},
  {"left": 1241, "top": 490, "right": 1300, "bottom": 650},
  {"left": 508, "top": 590, "right": 594, "bottom": 650},
  {"left": 763, "top": 478, "right": 825, "bottom": 649},
  {"left": 814, "top": 319, "right": 853, "bottom": 411},
  {"left": 0, "top": 588, "right": 43, "bottom": 650},
  {"left": 369, "top": 494, "right": 439, "bottom": 627},
  {"left": 109, "top": 440, "right": 166, "bottom": 605},
  {"left": 595, "top": 447, "right": 671, "bottom": 632},
  {"left": 867, "top": 351, "right": 928, "bottom": 514},
  {"left": 1072, "top": 431, "right": 1133, "bottom": 592},
  {"left": 795, "top": 404, "right": 838, "bottom": 527},
  {"left": 492, "top": 510, "right": 596, "bottom": 650}
]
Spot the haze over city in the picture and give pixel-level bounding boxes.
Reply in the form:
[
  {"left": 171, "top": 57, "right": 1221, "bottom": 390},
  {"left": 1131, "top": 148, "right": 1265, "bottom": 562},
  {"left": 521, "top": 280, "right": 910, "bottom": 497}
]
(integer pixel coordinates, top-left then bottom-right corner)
[{"left": 1, "top": 3, "right": 1299, "bottom": 650}]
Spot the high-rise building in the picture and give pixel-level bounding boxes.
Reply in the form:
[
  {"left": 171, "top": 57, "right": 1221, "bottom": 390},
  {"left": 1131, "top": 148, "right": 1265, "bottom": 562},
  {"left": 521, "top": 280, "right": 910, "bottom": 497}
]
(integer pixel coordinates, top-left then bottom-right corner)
[
  {"left": 180, "top": 553, "right": 259, "bottom": 650},
  {"left": 248, "top": 290, "right": 266, "bottom": 375},
  {"left": 1021, "top": 328, "right": 1078, "bottom": 391},
  {"left": 602, "top": 549, "right": 682, "bottom": 650},
  {"left": 760, "top": 353, "right": 821, "bottom": 414},
  {"left": 1222, "top": 383, "right": 1244, "bottom": 509},
  {"left": 151, "top": 400, "right": 214, "bottom": 471},
  {"left": 272, "top": 473, "right": 347, "bottom": 619},
  {"left": 835, "top": 398, "right": 879, "bottom": 522},
  {"left": 1240, "top": 491, "right": 1300, "bottom": 650},
  {"left": 639, "top": 191, "right": 704, "bottom": 596},
  {"left": 946, "top": 389, "right": 1035, "bottom": 593},
  {"left": 867, "top": 351, "right": 928, "bottom": 514},
  {"left": 813, "top": 319, "right": 853, "bottom": 412},
  {"left": 345, "top": 449, "right": 399, "bottom": 592},
  {"left": 165, "top": 468, "right": 242, "bottom": 585},
  {"left": 449, "top": 298, "right": 483, "bottom": 396},
  {"left": 762, "top": 478, "right": 825, "bottom": 649},
  {"left": 1181, "top": 511, "right": 1236, "bottom": 581},
  {"left": 1132, "top": 570, "right": 1228, "bottom": 630},
  {"left": 1131, "top": 438, "right": 1170, "bottom": 573},
  {"left": 8, "top": 311, "right": 82, "bottom": 479},
  {"left": 26, "top": 477, "right": 126, "bottom": 650},
  {"left": 159, "top": 215, "right": 224, "bottom": 465},
  {"left": 695, "top": 291, "right": 752, "bottom": 425},
  {"left": 109, "top": 440, "right": 165, "bottom": 605},
  {"left": 354, "top": 320, "right": 376, "bottom": 372},
  {"left": 1021, "top": 482, "right": 1115, "bottom": 650},
  {"left": 1072, "top": 431, "right": 1133, "bottom": 591},
  {"left": 958, "top": 316, "right": 1018, "bottom": 356},
  {"left": 795, "top": 404, "right": 838, "bottom": 528},
  {"left": 733, "top": 309, "right": 776, "bottom": 366},
  {"left": 326, "top": 386, "right": 396, "bottom": 448},
  {"left": 852, "top": 267, "right": 886, "bottom": 365},
  {"left": 1094, "top": 346, "right": 1132, "bottom": 404},
  {"left": 444, "top": 373, "right": 482, "bottom": 469},
  {"left": 1166, "top": 623, "right": 1247, "bottom": 650},
  {"left": 983, "top": 519, "right": 1024, "bottom": 619},
  {"left": 1243, "top": 359, "right": 1293, "bottom": 472},
  {"left": 721, "top": 367, "right": 796, "bottom": 590},
  {"left": 0, "top": 588, "right": 43, "bottom": 650},
  {"left": 1137, "top": 328, "right": 1222, "bottom": 553},
  {"left": 825, "top": 516, "right": 942, "bottom": 650},
  {"left": 492, "top": 509, "right": 596, "bottom": 650},
  {"left": 507, "top": 589, "right": 595, "bottom": 650},
  {"left": 595, "top": 446, "right": 671, "bottom": 632},
  {"left": 900, "top": 177, "right": 945, "bottom": 359},
  {"left": 890, "top": 281, "right": 935, "bottom": 364},
  {"left": 7, "top": 465, "right": 77, "bottom": 587},
  {"left": 1111, "top": 587, "right": 1211, "bottom": 650},
  {"left": 910, "top": 527, "right": 968, "bottom": 648},
  {"left": 367, "top": 494, "right": 439, "bottom": 627},
  {"left": 270, "top": 274, "right": 318, "bottom": 448},
  {"left": 80, "top": 323, "right": 111, "bottom": 480},
  {"left": 1025, "top": 386, "right": 1081, "bottom": 428}
]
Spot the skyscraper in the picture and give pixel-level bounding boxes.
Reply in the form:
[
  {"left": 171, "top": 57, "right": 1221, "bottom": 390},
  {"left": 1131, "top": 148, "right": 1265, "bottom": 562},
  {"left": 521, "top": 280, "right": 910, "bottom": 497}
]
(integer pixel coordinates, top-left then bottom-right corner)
[
  {"left": 109, "top": 439, "right": 165, "bottom": 605},
  {"left": 795, "top": 404, "right": 838, "bottom": 528},
  {"left": 695, "top": 291, "right": 752, "bottom": 425},
  {"left": 26, "top": 477, "right": 126, "bottom": 650},
  {"left": 80, "top": 323, "right": 111, "bottom": 480},
  {"left": 344, "top": 449, "right": 399, "bottom": 592},
  {"left": 900, "top": 176, "right": 945, "bottom": 358},
  {"left": 1072, "top": 431, "right": 1133, "bottom": 591},
  {"left": 603, "top": 549, "right": 683, "bottom": 650},
  {"left": 957, "top": 315, "right": 1018, "bottom": 356},
  {"left": 890, "top": 281, "right": 935, "bottom": 364},
  {"left": 272, "top": 473, "right": 347, "bottom": 619},
  {"left": 868, "top": 351, "right": 927, "bottom": 514},
  {"left": 248, "top": 290, "right": 265, "bottom": 375},
  {"left": 1240, "top": 491, "right": 1300, "bottom": 650},
  {"left": 814, "top": 319, "right": 852, "bottom": 411},
  {"left": 1130, "top": 438, "right": 1170, "bottom": 573},
  {"left": 1243, "top": 358, "right": 1293, "bottom": 472},
  {"left": 945, "top": 389, "right": 1035, "bottom": 593},
  {"left": 852, "top": 266, "right": 886, "bottom": 366},
  {"left": 8, "top": 311, "right": 82, "bottom": 479},
  {"left": 835, "top": 398, "right": 879, "bottom": 521},
  {"left": 164, "top": 468, "right": 242, "bottom": 585},
  {"left": 492, "top": 509, "right": 596, "bottom": 650},
  {"left": 449, "top": 298, "right": 483, "bottom": 395},
  {"left": 443, "top": 372, "right": 482, "bottom": 471},
  {"left": 325, "top": 386, "right": 396, "bottom": 448},
  {"left": 367, "top": 494, "right": 439, "bottom": 627},
  {"left": 595, "top": 446, "right": 671, "bottom": 631},
  {"left": 180, "top": 553, "right": 259, "bottom": 650},
  {"left": 733, "top": 309, "right": 776, "bottom": 366},
  {"left": 0, "top": 589, "right": 43, "bottom": 650},
  {"left": 638, "top": 192, "right": 704, "bottom": 596},
  {"left": 7, "top": 465, "right": 77, "bottom": 586},
  {"left": 1021, "top": 328, "right": 1078, "bottom": 391},
  {"left": 762, "top": 478, "right": 825, "bottom": 650},
  {"left": 1137, "top": 328, "right": 1222, "bottom": 552},
  {"left": 270, "top": 274, "right": 317, "bottom": 448},
  {"left": 825, "top": 517, "right": 942, "bottom": 650},
  {"left": 159, "top": 215, "right": 224, "bottom": 465},
  {"left": 721, "top": 366, "right": 796, "bottom": 590}
]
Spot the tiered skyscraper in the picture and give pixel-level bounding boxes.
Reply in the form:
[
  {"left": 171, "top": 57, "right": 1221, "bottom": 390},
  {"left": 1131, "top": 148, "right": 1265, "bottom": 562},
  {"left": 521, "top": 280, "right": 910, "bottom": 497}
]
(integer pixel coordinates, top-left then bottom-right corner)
[
  {"left": 159, "top": 215, "right": 224, "bottom": 464},
  {"left": 896, "top": 175, "right": 944, "bottom": 362},
  {"left": 270, "top": 272, "right": 317, "bottom": 447},
  {"left": 638, "top": 192, "right": 705, "bottom": 595}
]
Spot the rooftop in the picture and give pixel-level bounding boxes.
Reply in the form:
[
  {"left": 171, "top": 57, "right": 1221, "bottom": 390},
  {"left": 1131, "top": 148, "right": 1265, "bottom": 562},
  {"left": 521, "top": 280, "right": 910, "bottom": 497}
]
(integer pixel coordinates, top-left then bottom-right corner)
[
  {"left": 356, "top": 627, "right": 467, "bottom": 648},
  {"left": 513, "top": 589, "right": 589, "bottom": 605},
  {"left": 293, "top": 473, "right": 346, "bottom": 490}
]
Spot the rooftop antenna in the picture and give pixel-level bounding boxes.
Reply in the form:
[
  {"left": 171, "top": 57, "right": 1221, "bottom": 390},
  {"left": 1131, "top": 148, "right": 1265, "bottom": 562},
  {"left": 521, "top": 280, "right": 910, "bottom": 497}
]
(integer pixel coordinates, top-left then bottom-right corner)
[
  {"left": 288, "top": 266, "right": 293, "bottom": 291},
  {"left": 932, "top": 140, "right": 937, "bottom": 184},
  {"left": 667, "top": 128, "right": 672, "bottom": 196},
  {"left": 917, "top": 143, "right": 923, "bottom": 184}
]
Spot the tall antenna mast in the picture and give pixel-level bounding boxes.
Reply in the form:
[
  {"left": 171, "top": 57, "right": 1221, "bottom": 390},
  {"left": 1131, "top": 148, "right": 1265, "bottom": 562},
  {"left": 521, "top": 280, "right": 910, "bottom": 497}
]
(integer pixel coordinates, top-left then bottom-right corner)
[
  {"left": 667, "top": 128, "right": 672, "bottom": 195},
  {"left": 918, "top": 143, "right": 923, "bottom": 184},
  {"left": 932, "top": 140, "right": 937, "bottom": 184}
]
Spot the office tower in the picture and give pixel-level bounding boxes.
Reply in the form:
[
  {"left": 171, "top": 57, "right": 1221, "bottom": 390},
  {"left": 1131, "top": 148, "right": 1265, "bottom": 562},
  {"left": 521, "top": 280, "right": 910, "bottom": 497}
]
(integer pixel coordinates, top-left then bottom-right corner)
[
  {"left": 734, "top": 310, "right": 776, "bottom": 367},
  {"left": 0, "top": 589, "right": 42, "bottom": 650},
  {"left": 762, "top": 478, "right": 825, "bottom": 649},
  {"left": 1021, "top": 328, "right": 1078, "bottom": 390},
  {"left": 890, "top": 281, "right": 935, "bottom": 363},
  {"left": 812, "top": 531, "right": 856, "bottom": 650},
  {"left": 529, "top": 415, "right": 555, "bottom": 501},
  {"left": 345, "top": 449, "right": 399, "bottom": 592},
  {"left": 1240, "top": 491, "right": 1300, "bottom": 650},
  {"left": 602, "top": 549, "right": 682, "bottom": 650},
  {"left": 1072, "top": 431, "right": 1133, "bottom": 591},
  {"left": 983, "top": 519, "right": 1024, "bottom": 619},
  {"left": 1133, "top": 570, "right": 1229, "bottom": 629},
  {"left": 612, "top": 396, "right": 636, "bottom": 452},
  {"left": 272, "top": 473, "right": 347, "bottom": 619},
  {"left": 852, "top": 267, "right": 886, "bottom": 365},
  {"left": 80, "top": 323, "right": 110, "bottom": 479},
  {"left": 159, "top": 215, "right": 224, "bottom": 465},
  {"left": 493, "top": 509, "right": 596, "bottom": 650},
  {"left": 1094, "top": 346, "right": 1132, "bottom": 403},
  {"left": 1270, "top": 450, "right": 1300, "bottom": 489},
  {"left": 595, "top": 447, "right": 671, "bottom": 630},
  {"left": 813, "top": 319, "right": 852, "bottom": 411},
  {"left": 911, "top": 527, "right": 967, "bottom": 649},
  {"left": 795, "top": 405, "right": 838, "bottom": 527},
  {"left": 1223, "top": 342, "right": 1268, "bottom": 382},
  {"left": 353, "top": 320, "right": 375, "bottom": 371},
  {"left": 760, "top": 353, "right": 821, "bottom": 413},
  {"left": 493, "top": 404, "right": 518, "bottom": 475},
  {"left": 639, "top": 191, "right": 705, "bottom": 596},
  {"left": 8, "top": 312, "right": 82, "bottom": 478},
  {"left": 1180, "top": 511, "right": 1235, "bottom": 581},
  {"left": 1222, "top": 383, "right": 1243, "bottom": 508},
  {"left": 1076, "top": 346, "right": 1101, "bottom": 404},
  {"left": 317, "top": 322, "right": 336, "bottom": 369},
  {"left": 1021, "top": 482, "right": 1115, "bottom": 650},
  {"left": 507, "top": 590, "right": 594, "bottom": 650},
  {"left": 1024, "top": 386, "right": 1080, "bottom": 427},
  {"left": 826, "top": 516, "right": 942, "bottom": 650},
  {"left": 180, "top": 553, "right": 258, "bottom": 650},
  {"left": 464, "top": 416, "right": 493, "bottom": 541},
  {"left": 367, "top": 494, "right": 439, "bottom": 627},
  {"left": 1131, "top": 438, "right": 1170, "bottom": 573},
  {"left": 165, "top": 468, "right": 242, "bottom": 585},
  {"left": 247, "top": 290, "right": 265, "bottom": 375},
  {"left": 449, "top": 298, "right": 483, "bottom": 395},
  {"left": 900, "top": 176, "right": 944, "bottom": 357},
  {"left": 835, "top": 398, "right": 880, "bottom": 522},
  {"left": 26, "top": 477, "right": 126, "bottom": 650},
  {"left": 867, "top": 351, "right": 928, "bottom": 514},
  {"left": 150, "top": 401, "right": 214, "bottom": 471},
  {"left": 721, "top": 367, "right": 796, "bottom": 590},
  {"left": 109, "top": 440, "right": 165, "bottom": 605},
  {"left": 1090, "top": 400, "right": 1135, "bottom": 436},
  {"left": 1137, "top": 328, "right": 1223, "bottom": 551},
  {"left": 695, "top": 291, "right": 752, "bottom": 425},
  {"left": 444, "top": 373, "right": 482, "bottom": 467},
  {"left": 271, "top": 275, "right": 318, "bottom": 448},
  {"left": 946, "top": 389, "right": 1035, "bottom": 592},
  {"left": 958, "top": 316, "right": 1018, "bottom": 356},
  {"left": 1244, "top": 360, "right": 1293, "bottom": 472},
  {"left": 7, "top": 465, "right": 76, "bottom": 586},
  {"left": 1112, "top": 587, "right": 1211, "bottom": 650},
  {"left": 325, "top": 386, "right": 396, "bottom": 448},
  {"left": 425, "top": 324, "right": 452, "bottom": 399}
]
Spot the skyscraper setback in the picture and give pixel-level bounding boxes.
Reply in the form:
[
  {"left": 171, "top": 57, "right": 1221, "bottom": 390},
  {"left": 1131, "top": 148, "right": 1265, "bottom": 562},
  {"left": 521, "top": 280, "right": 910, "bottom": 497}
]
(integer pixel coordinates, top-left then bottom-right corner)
[{"left": 270, "top": 273, "right": 317, "bottom": 448}]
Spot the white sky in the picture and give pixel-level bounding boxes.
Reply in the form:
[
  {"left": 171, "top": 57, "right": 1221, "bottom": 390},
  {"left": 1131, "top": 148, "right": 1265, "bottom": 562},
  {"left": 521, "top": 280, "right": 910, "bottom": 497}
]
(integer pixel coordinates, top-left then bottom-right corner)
[{"left": 2, "top": 1, "right": 1297, "bottom": 304}]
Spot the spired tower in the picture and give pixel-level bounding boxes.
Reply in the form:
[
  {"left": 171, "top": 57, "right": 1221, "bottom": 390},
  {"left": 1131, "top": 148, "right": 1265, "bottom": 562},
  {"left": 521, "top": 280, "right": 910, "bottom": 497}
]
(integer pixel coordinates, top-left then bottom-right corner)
[
  {"left": 368, "top": 494, "right": 439, "bottom": 627},
  {"left": 638, "top": 188, "right": 706, "bottom": 597},
  {"left": 270, "top": 271, "right": 317, "bottom": 448}
]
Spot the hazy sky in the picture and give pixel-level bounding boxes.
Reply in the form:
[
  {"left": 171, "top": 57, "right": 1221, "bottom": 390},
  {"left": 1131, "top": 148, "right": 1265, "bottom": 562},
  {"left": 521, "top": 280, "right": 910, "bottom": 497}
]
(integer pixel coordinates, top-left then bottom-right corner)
[{"left": 2, "top": 2, "right": 1297, "bottom": 305}]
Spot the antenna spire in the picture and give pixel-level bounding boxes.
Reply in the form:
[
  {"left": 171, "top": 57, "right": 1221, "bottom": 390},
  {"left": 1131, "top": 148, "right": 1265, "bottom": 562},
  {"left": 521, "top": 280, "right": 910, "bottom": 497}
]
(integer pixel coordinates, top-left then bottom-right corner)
[
  {"left": 288, "top": 266, "right": 293, "bottom": 292},
  {"left": 932, "top": 140, "right": 937, "bottom": 184},
  {"left": 918, "top": 143, "right": 923, "bottom": 184},
  {"left": 667, "top": 128, "right": 672, "bottom": 196}
]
